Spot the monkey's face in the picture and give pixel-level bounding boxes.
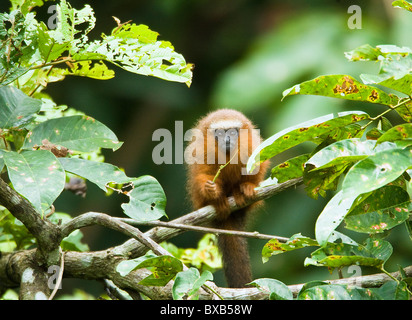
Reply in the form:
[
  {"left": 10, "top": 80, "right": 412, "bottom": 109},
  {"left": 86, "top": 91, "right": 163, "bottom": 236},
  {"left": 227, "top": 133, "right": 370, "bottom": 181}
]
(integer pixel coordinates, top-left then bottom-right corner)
[{"left": 214, "top": 128, "right": 239, "bottom": 154}]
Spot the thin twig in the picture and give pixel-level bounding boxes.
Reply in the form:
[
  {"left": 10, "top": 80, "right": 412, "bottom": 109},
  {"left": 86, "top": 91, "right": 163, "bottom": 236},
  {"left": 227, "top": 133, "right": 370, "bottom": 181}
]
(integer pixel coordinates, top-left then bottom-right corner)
[
  {"left": 116, "top": 218, "right": 289, "bottom": 242},
  {"left": 48, "top": 248, "right": 65, "bottom": 300}
]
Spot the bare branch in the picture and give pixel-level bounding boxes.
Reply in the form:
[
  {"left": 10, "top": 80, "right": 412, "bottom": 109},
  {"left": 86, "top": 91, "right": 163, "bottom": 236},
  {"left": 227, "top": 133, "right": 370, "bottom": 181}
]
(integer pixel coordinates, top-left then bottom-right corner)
[
  {"left": 118, "top": 177, "right": 303, "bottom": 258},
  {"left": 117, "top": 218, "right": 289, "bottom": 242},
  {"left": 61, "top": 211, "right": 170, "bottom": 256}
]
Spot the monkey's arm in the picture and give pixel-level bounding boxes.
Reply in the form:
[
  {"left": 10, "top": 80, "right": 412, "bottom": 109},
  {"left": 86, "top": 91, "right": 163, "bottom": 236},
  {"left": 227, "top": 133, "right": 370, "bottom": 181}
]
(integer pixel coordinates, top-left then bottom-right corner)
[{"left": 191, "top": 172, "right": 231, "bottom": 218}]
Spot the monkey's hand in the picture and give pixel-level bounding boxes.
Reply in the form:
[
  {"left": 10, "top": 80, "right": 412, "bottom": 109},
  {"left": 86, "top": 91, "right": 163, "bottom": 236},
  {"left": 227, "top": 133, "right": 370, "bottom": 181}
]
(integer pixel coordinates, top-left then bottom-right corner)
[
  {"left": 204, "top": 180, "right": 231, "bottom": 220},
  {"left": 240, "top": 182, "right": 257, "bottom": 198},
  {"left": 204, "top": 180, "right": 220, "bottom": 199}
]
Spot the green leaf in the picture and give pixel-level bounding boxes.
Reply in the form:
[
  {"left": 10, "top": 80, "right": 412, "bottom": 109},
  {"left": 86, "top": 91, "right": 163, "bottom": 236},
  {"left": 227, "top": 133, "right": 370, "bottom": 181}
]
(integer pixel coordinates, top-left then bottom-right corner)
[
  {"left": 395, "top": 101, "right": 412, "bottom": 123},
  {"left": 121, "top": 175, "right": 167, "bottom": 222},
  {"left": 353, "top": 238, "right": 393, "bottom": 264},
  {"left": 23, "top": 115, "right": 123, "bottom": 152},
  {"left": 49, "top": 0, "right": 95, "bottom": 47},
  {"left": 344, "top": 44, "right": 382, "bottom": 62},
  {"left": 342, "top": 146, "right": 412, "bottom": 198},
  {"left": 3, "top": 150, "right": 65, "bottom": 213},
  {"left": 58, "top": 157, "right": 131, "bottom": 192},
  {"left": 315, "top": 190, "right": 358, "bottom": 246},
  {"left": 262, "top": 233, "right": 318, "bottom": 263},
  {"left": 49, "top": 212, "right": 89, "bottom": 252},
  {"left": 247, "top": 111, "right": 369, "bottom": 173},
  {"left": 116, "top": 255, "right": 183, "bottom": 286},
  {"left": 74, "top": 22, "right": 193, "bottom": 86},
  {"left": 345, "top": 186, "right": 411, "bottom": 233},
  {"left": 37, "top": 22, "right": 69, "bottom": 62},
  {"left": 392, "top": 0, "right": 412, "bottom": 12},
  {"left": 0, "top": 86, "right": 42, "bottom": 129},
  {"left": 307, "top": 139, "right": 377, "bottom": 171},
  {"left": 282, "top": 75, "right": 399, "bottom": 106},
  {"left": 305, "top": 239, "right": 390, "bottom": 271},
  {"left": 271, "top": 153, "right": 311, "bottom": 182},
  {"left": 376, "top": 123, "right": 412, "bottom": 146},
  {"left": 375, "top": 280, "right": 410, "bottom": 300},
  {"left": 249, "top": 278, "right": 293, "bottom": 300},
  {"left": 172, "top": 268, "right": 213, "bottom": 300},
  {"left": 346, "top": 44, "right": 412, "bottom": 96},
  {"left": 298, "top": 283, "right": 380, "bottom": 300},
  {"left": 63, "top": 61, "right": 115, "bottom": 80}
]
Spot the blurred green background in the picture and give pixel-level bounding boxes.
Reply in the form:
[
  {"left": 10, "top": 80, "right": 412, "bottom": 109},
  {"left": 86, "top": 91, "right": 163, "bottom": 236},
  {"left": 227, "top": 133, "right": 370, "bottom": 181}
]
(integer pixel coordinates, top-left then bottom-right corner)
[{"left": 3, "top": 0, "right": 412, "bottom": 297}]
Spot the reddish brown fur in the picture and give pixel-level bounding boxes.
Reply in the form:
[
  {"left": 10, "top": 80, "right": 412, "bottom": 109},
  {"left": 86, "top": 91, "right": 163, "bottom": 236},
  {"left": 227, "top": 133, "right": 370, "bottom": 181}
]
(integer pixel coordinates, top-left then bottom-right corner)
[{"left": 186, "top": 109, "right": 269, "bottom": 288}]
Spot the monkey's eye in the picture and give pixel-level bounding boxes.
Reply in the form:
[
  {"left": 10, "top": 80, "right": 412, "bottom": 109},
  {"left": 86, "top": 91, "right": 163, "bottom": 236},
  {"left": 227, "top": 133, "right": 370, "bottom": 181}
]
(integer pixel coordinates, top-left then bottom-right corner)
[
  {"left": 214, "top": 130, "right": 225, "bottom": 138},
  {"left": 227, "top": 128, "right": 239, "bottom": 137}
]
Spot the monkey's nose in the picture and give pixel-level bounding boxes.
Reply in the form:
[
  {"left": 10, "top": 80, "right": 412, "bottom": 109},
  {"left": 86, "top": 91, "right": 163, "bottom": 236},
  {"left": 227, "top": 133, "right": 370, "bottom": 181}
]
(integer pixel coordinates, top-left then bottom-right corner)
[{"left": 225, "top": 136, "right": 231, "bottom": 148}]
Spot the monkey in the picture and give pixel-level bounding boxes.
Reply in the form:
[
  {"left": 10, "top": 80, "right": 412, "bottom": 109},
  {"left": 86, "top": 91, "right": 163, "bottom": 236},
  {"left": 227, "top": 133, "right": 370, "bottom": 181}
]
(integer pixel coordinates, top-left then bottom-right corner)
[{"left": 186, "top": 109, "right": 269, "bottom": 288}]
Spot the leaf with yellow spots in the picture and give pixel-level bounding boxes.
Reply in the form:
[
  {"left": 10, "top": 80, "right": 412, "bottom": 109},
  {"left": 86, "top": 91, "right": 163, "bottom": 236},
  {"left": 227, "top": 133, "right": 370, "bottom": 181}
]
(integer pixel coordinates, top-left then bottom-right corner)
[
  {"left": 377, "top": 123, "right": 412, "bottom": 147},
  {"left": 271, "top": 153, "right": 311, "bottom": 183},
  {"left": 247, "top": 111, "right": 369, "bottom": 173},
  {"left": 282, "top": 74, "right": 399, "bottom": 106},
  {"left": 305, "top": 238, "right": 392, "bottom": 271},
  {"left": 345, "top": 186, "right": 411, "bottom": 234},
  {"left": 262, "top": 233, "right": 318, "bottom": 263}
]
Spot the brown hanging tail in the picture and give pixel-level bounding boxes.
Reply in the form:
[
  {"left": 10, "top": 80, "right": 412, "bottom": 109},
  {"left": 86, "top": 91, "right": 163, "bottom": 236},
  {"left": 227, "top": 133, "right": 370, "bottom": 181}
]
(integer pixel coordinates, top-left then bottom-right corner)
[{"left": 216, "top": 208, "right": 252, "bottom": 288}]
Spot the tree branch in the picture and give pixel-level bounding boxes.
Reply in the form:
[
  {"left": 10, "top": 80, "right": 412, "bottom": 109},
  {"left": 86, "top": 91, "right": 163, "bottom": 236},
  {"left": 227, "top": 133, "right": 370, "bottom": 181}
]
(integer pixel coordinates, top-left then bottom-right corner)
[
  {"left": 0, "top": 177, "right": 61, "bottom": 265},
  {"left": 2, "top": 249, "right": 411, "bottom": 300},
  {"left": 116, "top": 218, "right": 289, "bottom": 242},
  {"left": 116, "top": 177, "right": 303, "bottom": 258}
]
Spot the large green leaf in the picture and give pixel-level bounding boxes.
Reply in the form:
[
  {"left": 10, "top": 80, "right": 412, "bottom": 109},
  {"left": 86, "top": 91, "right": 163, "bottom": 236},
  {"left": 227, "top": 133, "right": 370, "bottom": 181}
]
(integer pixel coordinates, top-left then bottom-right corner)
[
  {"left": 0, "top": 86, "right": 42, "bottom": 129},
  {"left": 58, "top": 157, "right": 131, "bottom": 192},
  {"left": 121, "top": 175, "right": 167, "bottom": 222},
  {"left": 305, "top": 238, "right": 392, "bottom": 270},
  {"left": 3, "top": 150, "right": 65, "bottom": 213},
  {"left": 23, "top": 115, "right": 123, "bottom": 152},
  {"left": 376, "top": 123, "right": 412, "bottom": 146},
  {"left": 346, "top": 44, "right": 412, "bottom": 96},
  {"left": 298, "top": 284, "right": 381, "bottom": 300},
  {"left": 262, "top": 233, "right": 318, "bottom": 263},
  {"left": 247, "top": 111, "right": 369, "bottom": 173},
  {"left": 345, "top": 186, "right": 411, "bottom": 233},
  {"left": 282, "top": 75, "right": 399, "bottom": 106},
  {"left": 116, "top": 254, "right": 183, "bottom": 286},
  {"left": 271, "top": 153, "right": 311, "bottom": 182},
  {"left": 315, "top": 190, "right": 358, "bottom": 246},
  {"left": 342, "top": 146, "right": 412, "bottom": 198}
]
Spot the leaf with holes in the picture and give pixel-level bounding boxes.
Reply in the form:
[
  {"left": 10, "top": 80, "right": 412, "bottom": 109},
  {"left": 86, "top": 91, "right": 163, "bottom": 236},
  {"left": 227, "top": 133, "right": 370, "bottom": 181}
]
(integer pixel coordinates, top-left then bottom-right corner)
[
  {"left": 121, "top": 175, "right": 167, "bottom": 222},
  {"left": 282, "top": 74, "right": 399, "bottom": 106},
  {"left": 342, "top": 146, "right": 412, "bottom": 198},
  {"left": 247, "top": 111, "right": 369, "bottom": 173}
]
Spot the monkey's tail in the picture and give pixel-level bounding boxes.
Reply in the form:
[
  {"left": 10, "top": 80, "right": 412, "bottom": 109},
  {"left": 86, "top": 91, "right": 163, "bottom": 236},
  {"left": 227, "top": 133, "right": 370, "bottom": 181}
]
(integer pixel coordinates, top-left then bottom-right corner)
[{"left": 216, "top": 208, "right": 252, "bottom": 288}]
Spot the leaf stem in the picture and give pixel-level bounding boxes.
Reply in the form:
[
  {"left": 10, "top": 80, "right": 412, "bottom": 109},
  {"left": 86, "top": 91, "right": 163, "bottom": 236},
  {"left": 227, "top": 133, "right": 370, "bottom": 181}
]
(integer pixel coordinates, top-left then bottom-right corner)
[
  {"left": 361, "top": 97, "right": 411, "bottom": 130},
  {"left": 212, "top": 150, "right": 238, "bottom": 183}
]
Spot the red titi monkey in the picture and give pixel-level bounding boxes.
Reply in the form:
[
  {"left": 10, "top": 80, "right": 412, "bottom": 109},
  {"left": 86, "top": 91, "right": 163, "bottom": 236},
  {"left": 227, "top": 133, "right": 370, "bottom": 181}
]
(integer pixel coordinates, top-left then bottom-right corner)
[{"left": 186, "top": 109, "right": 269, "bottom": 288}]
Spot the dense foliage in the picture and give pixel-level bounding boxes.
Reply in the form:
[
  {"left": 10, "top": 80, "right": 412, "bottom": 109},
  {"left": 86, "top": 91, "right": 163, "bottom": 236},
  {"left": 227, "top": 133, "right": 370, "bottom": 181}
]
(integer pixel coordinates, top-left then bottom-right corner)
[{"left": 0, "top": 0, "right": 411, "bottom": 300}]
